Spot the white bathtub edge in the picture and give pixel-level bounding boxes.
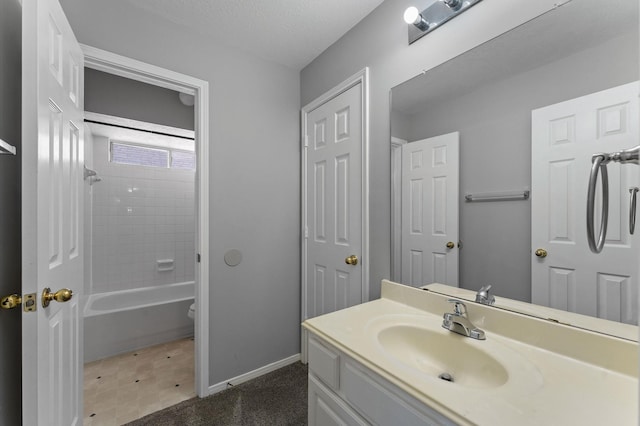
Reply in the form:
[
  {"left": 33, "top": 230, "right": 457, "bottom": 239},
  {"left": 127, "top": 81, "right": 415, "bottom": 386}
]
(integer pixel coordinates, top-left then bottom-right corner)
[{"left": 84, "top": 281, "right": 195, "bottom": 317}]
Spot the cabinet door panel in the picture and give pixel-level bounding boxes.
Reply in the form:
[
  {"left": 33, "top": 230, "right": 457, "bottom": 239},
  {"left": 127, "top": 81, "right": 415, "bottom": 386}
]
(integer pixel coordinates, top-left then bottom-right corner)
[
  {"left": 343, "top": 361, "right": 450, "bottom": 426},
  {"left": 308, "top": 375, "right": 367, "bottom": 426}
]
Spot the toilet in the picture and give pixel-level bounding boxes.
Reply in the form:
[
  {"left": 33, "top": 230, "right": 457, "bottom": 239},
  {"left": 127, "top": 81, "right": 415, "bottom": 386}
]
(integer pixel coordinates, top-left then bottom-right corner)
[{"left": 188, "top": 303, "right": 195, "bottom": 320}]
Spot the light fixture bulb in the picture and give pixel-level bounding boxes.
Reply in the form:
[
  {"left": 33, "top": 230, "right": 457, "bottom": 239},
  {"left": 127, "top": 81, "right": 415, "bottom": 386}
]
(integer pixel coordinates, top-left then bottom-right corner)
[
  {"left": 403, "top": 6, "right": 429, "bottom": 31},
  {"left": 403, "top": 6, "right": 421, "bottom": 25}
]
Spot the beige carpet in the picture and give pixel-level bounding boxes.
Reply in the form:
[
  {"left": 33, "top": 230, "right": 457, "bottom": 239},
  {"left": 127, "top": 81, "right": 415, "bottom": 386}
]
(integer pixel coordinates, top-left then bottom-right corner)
[{"left": 125, "top": 362, "right": 308, "bottom": 426}]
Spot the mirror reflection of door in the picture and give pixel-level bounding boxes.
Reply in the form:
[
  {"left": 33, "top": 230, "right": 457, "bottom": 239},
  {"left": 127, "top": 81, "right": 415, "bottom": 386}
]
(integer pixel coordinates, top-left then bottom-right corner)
[
  {"left": 531, "top": 81, "right": 639, "bottom": 324},
  {"left": 400, "top": 133, "right": 459, "bottom": 287},
  {"left": 389, "top": 0, "right": 639, "bottom": 325}
]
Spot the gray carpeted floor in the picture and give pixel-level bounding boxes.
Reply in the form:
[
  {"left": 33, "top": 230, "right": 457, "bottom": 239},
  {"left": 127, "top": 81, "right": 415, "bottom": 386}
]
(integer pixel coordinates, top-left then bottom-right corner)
[{"left": 125, "top": 362, "right": 308, "bottom": 426}]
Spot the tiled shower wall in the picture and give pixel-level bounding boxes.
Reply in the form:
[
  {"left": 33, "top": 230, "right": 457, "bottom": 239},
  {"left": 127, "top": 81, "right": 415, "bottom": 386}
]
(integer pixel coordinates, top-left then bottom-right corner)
[{"left": 90, "top": 136, "right": 195, "bottom": 294}]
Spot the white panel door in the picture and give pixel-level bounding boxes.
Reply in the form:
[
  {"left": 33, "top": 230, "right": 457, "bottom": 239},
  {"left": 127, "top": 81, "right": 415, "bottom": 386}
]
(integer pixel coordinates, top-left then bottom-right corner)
[
  {"left": 401, "top": 133, "right": 459, "bottom": 287},
  {"left": 22, "top": 0, "right": 85, "bottom": 424},
  {"left": 304, "top": 83, "right": 363, "bottom": 318},
  {"left": 532, "top": 82, "right": 638, "bottom": 324}
]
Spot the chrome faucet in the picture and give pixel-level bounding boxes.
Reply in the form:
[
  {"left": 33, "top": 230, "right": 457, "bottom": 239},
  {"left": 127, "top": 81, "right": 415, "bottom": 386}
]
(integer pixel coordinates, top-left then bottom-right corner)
[
  {"left": 475, "top": 284, "right": 495, "bottom": 306},
  {"left": 442, "top": 299, "right": 486, "bottom": 340}
]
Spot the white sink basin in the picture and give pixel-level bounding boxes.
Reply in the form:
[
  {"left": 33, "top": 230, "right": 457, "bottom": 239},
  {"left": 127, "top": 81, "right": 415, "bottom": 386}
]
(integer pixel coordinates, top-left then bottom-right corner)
[
  {"left": 366, "top": 313, "right": 544, "bottom": 394},
  {"left": 377, "top": 324, "right": 508, "bottom": 389}
]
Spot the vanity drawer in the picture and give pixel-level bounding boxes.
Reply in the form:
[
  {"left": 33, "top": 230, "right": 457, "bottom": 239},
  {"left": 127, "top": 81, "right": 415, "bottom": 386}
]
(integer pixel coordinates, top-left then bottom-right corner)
[{"left": 308, "top": 335, "right": 340, "bottom": 390}]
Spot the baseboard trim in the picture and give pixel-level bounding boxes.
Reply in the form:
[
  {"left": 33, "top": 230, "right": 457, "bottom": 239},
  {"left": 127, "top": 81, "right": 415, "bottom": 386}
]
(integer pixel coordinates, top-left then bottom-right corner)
[{"left": 207, "top": 354, "right": 302, "bottom": 395}]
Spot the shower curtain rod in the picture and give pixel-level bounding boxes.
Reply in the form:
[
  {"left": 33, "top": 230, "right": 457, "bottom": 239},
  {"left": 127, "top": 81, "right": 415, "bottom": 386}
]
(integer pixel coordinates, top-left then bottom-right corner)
[{"left": 84, "top": 119, "right": 195, "bottom": 141}]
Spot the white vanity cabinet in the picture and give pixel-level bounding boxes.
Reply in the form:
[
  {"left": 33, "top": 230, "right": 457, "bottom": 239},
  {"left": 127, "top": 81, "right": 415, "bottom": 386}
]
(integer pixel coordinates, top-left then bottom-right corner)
[{"left": 307, "top": 334, "right": 456, "bottom": 426}]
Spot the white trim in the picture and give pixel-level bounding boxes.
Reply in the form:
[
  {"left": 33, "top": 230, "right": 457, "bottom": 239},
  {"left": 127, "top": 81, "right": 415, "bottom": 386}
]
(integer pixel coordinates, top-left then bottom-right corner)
[
  {"left": 82, "top": 45, "right": 211, "bottom": 398},
  {"left": 208, "top": 354, "right": 301, "bottom": 395},
  {"left": 82, "top": 44, "right": 197, "bottom": 95},
  {"left": 84, "top": 111, "right": 195, "bottom": 140},
  {"left": 300, "top": 68, "right": 370, "bottom": 362},
  {"left": 390, "top": 137, "right": 407, "bottom": 282}
]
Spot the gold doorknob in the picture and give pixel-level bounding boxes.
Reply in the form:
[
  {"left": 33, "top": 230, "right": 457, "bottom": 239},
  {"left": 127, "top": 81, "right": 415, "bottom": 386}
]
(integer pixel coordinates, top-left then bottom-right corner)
[
  {"left": 535, "top": 248, "right": 548, "bottom": 258},
  {"left": 446, "top": 242, "right": 455, "bottom": 249},
  {"left": 42, "top": 287, "right": 73, "bottom": 308},
  {"left": 345, "top": 255, "right": 358, "bottom": 266},
  {"left": 0, "top": 294, "right": 21, "bottom": 310}
]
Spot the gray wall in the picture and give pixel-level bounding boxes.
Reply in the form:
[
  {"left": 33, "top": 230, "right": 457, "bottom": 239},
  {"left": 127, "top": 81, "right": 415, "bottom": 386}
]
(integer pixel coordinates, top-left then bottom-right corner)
[
  {"left": 85, "top": 68, "right": 195, "bottom": 130},
  {"left": 0, "top": 0, "right": 22, "bottom": 423},
  {"left": 301, "top": 0, "right": 598, "bottom": 299},
  {"left": 399, "top": 33, "right": 638, "bottom": 301},
  {"left": 59, "top": 0, "right": 301, "bottom": 386}
]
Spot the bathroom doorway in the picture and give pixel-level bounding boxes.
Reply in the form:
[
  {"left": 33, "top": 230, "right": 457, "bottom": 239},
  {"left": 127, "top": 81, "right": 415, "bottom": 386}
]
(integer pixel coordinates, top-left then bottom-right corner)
[
  {"left": 80, "top": 49, "right": 210, "bottom": 424},
  {"left": 83, "top": 111, "right": 196, "bottom": 423}
]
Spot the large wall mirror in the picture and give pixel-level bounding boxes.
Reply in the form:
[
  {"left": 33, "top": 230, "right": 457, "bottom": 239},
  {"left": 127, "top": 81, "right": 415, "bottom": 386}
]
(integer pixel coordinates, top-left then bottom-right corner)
[{"left": 390, "top": 0, "right": 639, "bottom": 330}]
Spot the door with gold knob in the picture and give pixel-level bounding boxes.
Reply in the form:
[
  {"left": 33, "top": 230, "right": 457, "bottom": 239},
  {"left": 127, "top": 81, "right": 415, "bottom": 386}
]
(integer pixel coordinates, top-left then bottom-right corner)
[
  {"left": 22, "top": 0, "right": 85, "bottom": 424},
  {"left": 303, "top": 77, "right": 366, "bottom": 329},
  {"left": 401, "top": 133, "right": 459, "bottom": 287},
  {"left": 532, "top": 83, "right": 639, "bottom": 323}
]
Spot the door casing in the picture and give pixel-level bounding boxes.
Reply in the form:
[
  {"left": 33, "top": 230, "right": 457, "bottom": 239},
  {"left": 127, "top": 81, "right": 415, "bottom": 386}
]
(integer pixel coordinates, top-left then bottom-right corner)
[
  {"left": 390, "top": 137, "right": 407, "bottom": 282},
  {"left": 300, "top": 68, "right": 370, "bottom": 363},
  {"left": 82, "top": 45, "right": 211, "bottom": 396}
]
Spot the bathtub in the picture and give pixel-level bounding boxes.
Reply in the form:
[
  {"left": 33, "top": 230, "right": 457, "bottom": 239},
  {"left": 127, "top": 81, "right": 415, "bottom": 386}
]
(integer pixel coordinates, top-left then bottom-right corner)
[{"left": 83, "top": 281, "right": 195, "bottom": 363}]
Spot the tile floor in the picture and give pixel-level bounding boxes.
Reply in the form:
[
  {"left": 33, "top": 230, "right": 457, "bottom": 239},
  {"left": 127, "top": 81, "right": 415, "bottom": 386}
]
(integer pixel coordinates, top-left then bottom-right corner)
[{"left": 83, "top": 337, "right": 196, "bottom": 426}]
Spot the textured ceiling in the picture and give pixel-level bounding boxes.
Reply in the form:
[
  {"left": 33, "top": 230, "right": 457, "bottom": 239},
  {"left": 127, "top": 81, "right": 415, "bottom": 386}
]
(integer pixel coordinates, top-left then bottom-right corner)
[{"left": 123, "top": 0, "right": 386, "bottom": 70}]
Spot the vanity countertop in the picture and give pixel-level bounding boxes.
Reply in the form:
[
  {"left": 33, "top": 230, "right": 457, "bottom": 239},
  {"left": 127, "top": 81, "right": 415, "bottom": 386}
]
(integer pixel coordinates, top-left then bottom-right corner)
[{"left": 302, "top": 280, "right": 638, "bottom": 426}]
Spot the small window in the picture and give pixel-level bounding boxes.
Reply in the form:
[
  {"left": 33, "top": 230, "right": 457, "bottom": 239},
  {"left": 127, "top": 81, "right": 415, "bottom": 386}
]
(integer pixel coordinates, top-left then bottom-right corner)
[
  {"left": 111, "top": 142, "right": 169, "bottom": 168},
  {"left": 171, "top": 150, "right": 196, "bottom": 170}
]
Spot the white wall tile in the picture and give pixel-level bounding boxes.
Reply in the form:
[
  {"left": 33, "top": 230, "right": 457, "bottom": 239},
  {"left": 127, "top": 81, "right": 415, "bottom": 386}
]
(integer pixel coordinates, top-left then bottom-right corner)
[{"left": 90, "top": 138, "right": 196, "bottom": 294}]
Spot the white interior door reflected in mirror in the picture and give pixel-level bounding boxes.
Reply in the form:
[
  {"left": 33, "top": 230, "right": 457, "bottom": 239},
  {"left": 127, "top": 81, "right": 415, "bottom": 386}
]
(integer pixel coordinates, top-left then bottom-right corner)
[
  {"left": 400, "top": 132, "right": 459, "bottom": 287},
  {"left": 531, "top": 81, "right": 639, "bottom": 324},
  {"left": 389, "top": 0, "right": 639, "bottom": 331}
]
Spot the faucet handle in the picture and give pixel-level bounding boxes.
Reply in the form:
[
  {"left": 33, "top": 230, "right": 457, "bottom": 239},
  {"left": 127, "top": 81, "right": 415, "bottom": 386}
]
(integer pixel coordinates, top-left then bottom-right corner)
[
  {"left": 476, "top": 285, "right": 496, "bottom": 305},
  {"left": 447, "top": 299, "right": 467, "bottom": 316}
]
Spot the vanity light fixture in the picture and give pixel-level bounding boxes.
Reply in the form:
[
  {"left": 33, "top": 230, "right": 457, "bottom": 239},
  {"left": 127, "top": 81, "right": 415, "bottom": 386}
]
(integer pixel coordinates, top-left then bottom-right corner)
[
  {"left": 404, "top": 0, "right": 484, "bottom": 45},
  {"left": 403, "top": 6, "right": 429, "bottom": 31},
  {"left": 442, "top": 0, "right": 462, "bottom": 10}
]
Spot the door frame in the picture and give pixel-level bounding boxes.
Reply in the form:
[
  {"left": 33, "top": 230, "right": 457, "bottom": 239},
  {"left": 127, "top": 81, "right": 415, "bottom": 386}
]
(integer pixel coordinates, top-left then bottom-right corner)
[
  {"left": 300, "top": 68, "right": 369, "bottom": 362},
  {"left": 390, "top": 136, "right": 407, "bottom": 282},
  {"left": 82, "top": 45, "right": 210, "bottom": 397}
]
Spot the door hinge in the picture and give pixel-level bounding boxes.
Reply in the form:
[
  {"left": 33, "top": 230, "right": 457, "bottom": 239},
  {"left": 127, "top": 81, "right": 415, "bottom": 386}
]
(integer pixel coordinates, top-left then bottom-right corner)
[
  {"left": 197, "top": 253, "right": 201, "bottom": 263},
  {"left": 304, "top": 227, "right": 309, "bottom": 239},
  {"left": 304, "top": 135, "right": 309, "bottom": 148}
]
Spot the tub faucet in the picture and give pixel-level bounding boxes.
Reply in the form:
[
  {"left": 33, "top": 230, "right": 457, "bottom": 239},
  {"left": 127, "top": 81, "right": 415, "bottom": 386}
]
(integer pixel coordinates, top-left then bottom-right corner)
[
  {"left": 442, "top": 299, "right": 486, "bottom": 340},
  {"left": 475, "top": 284, "right": 495, "bottom": 306}
]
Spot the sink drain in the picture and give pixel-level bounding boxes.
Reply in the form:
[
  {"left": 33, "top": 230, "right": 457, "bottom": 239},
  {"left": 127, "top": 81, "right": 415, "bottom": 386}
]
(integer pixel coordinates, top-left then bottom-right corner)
[{"left": 438, "top": 372, "right": 454, "bottom": 382}]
